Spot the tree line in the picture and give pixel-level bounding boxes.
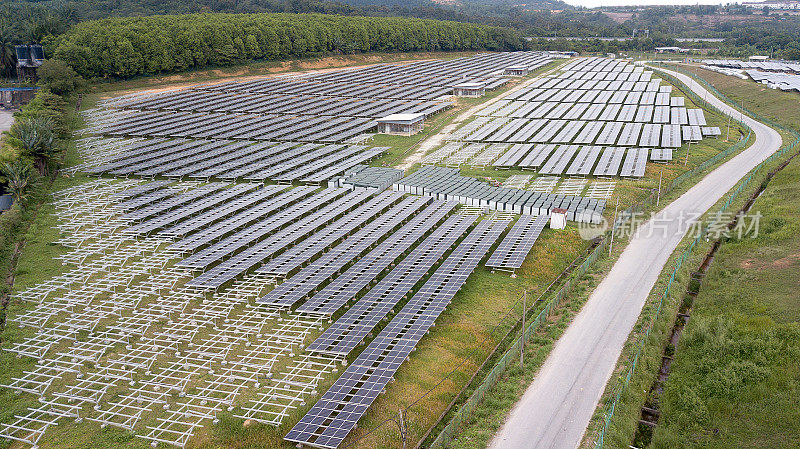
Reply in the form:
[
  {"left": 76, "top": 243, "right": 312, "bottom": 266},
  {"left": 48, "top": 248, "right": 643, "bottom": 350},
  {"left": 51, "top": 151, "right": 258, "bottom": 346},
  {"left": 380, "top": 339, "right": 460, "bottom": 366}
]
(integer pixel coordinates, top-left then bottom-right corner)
[{"left": 48, "top": 13, "right": 524, "bottom": 79}]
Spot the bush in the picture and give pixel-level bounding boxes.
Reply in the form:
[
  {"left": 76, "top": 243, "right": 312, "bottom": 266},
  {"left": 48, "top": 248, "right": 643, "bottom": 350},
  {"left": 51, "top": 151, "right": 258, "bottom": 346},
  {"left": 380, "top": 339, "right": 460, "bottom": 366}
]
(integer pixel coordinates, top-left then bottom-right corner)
[{"left": 37, "top": 59, "right": 86, "bottom": 96}]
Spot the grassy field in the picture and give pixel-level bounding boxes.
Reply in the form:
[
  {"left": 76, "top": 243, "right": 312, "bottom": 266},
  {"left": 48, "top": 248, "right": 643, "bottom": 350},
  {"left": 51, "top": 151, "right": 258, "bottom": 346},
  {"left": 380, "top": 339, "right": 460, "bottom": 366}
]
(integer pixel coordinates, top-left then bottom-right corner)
[{"left": 650, "top": 152, "right": 800, "bottom": 449}]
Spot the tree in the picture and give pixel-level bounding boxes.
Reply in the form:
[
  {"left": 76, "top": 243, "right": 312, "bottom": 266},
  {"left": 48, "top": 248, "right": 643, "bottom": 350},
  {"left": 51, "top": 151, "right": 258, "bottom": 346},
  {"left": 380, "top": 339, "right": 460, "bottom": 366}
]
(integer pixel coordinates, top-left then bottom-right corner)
[
  {"left": 1, "top": 159, "right": 33, "bottom": 204},
  {"left": 8, "top": 116, "right": 58, "bottom": 176},
  {"left": 37, "top": 59, "right": 86, "bottom": 96},
  {"left": 0, "top": 19, "right": 15, "bottom": 79}
]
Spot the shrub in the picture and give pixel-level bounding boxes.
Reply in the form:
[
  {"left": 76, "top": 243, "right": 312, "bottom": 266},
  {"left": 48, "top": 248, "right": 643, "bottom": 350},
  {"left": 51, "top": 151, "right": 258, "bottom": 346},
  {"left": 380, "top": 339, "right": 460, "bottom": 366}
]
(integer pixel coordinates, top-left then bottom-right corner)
[{"left": 37, "top": 59, "right": 86, "bottom": 96}]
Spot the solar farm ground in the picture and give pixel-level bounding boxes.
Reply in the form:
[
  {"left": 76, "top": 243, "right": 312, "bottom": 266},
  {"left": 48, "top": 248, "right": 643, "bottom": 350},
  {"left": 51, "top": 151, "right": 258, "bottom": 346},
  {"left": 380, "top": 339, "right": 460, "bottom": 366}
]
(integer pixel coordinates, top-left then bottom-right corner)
[{"left": 0, "top": 56, "right": 757, "bottom": 449}]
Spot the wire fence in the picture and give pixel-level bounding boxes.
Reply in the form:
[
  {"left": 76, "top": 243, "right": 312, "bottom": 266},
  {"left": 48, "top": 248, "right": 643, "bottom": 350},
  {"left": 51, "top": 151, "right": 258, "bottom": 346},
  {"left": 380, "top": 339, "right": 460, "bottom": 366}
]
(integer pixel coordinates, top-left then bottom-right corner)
[{"left": 593, "top": 65, "right": 800, "bottom": 449}]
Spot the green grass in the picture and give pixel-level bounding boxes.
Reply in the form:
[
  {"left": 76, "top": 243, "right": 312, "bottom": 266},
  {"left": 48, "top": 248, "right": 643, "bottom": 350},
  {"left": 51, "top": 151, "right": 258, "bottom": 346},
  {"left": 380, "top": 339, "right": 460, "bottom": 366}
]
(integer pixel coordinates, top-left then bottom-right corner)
[{"left": 650, "top": 152, "right": 800, "bottom": 449}]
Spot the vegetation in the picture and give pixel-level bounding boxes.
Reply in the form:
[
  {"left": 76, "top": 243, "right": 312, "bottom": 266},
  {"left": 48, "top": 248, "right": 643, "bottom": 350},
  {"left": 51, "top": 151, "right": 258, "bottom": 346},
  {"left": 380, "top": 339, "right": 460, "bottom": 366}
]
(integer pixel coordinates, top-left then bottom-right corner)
[
  {"left": 48, "top": 12, "right": 524, "bottom": 79},
  {"left": 650, "top": 152, "right": 800, "bottom": 449},
  {"left": 582, "top": 68, "right": 800, "bottom": 449},
  {"left": 0, "top": 159, "right": 33, "bottom": 203},
  {"left": 37, "top": 59, "right": 86, "bottom": 95}
]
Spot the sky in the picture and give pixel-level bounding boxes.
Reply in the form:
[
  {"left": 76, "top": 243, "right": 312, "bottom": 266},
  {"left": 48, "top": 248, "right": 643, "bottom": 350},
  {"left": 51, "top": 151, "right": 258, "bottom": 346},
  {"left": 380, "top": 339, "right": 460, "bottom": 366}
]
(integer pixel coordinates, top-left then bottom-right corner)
[{"left": 563, "top": 0, "right": 733, "bottom": 7}]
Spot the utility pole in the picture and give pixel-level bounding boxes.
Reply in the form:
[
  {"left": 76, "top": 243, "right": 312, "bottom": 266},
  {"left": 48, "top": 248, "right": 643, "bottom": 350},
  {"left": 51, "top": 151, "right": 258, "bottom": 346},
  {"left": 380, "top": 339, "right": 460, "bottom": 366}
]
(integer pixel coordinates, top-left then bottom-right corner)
[
  {"left": 657, "top": 168, "right": 663, "bottom": 208},
  {"left": 520, "top": 290, "right": 526, "bottom": 370},
  {"left": 726, "top": 111, "right": 732, "bottom": 141},
  {"left": 609, "top": 197, "right": 619, "bottom": 257},
  {"left": 398, "top": 409, "right": 407, "bottom": 449},
  {"left": 685, "top": 141, "right": 691, "bottom": 166},
  {"left": 740, "top": 98, "right": 745, "bottom": 125}
]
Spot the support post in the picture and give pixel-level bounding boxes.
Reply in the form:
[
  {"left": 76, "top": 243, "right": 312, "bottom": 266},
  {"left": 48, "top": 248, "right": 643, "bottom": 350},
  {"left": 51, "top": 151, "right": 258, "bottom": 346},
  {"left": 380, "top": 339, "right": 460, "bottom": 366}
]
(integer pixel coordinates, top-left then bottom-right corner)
[
  {"left": 399, "top": 409, "right": 407, "bottom": 449},
  {"left": 520, "top": 290, "right": 526, "bottom": 370},
  {"left": 609, "top": 197, "right": 619, "bottom": 257},
  {"left": 657, "top": 168, "right": 663, "bottom": 208},
  {"left": 685, "top": 141, "right": 691, "bottom": 167}
]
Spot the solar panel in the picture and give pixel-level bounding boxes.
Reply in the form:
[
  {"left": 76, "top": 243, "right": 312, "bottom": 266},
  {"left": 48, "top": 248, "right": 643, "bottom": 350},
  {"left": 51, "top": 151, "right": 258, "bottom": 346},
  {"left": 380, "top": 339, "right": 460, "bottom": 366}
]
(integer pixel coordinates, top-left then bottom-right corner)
[
  {"left": 619, "top": 148, "right": 649, "bottom": 177},
  {"left": 485, "top": 214, "right": 549, "bottom": 271},
  {"left": 285, "top": 219, "right": 508, "bottom": 449},
  {"left": 256, "top": 196, "right": 433, "bottom": 306}
]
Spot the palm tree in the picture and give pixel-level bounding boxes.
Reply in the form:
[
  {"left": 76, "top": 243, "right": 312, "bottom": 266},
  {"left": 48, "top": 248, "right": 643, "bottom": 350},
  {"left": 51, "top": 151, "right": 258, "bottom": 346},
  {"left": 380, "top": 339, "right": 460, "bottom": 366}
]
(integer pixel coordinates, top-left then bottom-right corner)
[
  {"left": 9, "top": 116, "right": 58, "bottom": 176},
  {"left": 0, "top": 19, "right": 16, "bottom": 80},
  {"left": 1, "top": 159, "right": 33, "bottom": 204}
]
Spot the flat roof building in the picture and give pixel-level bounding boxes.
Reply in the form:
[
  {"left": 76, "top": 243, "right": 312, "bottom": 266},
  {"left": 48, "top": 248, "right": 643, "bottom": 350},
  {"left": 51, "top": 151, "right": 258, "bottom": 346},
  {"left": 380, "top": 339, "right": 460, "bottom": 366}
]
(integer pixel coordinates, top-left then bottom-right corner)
[
  {"left": 376, "top": 113, "right": 425, "bottom": 136},
  {"left": 453, "top": 82, "right": 486, "bottom": 97},
  {"left": 505, "top": 65, "right": 530, "bottom": 76}
]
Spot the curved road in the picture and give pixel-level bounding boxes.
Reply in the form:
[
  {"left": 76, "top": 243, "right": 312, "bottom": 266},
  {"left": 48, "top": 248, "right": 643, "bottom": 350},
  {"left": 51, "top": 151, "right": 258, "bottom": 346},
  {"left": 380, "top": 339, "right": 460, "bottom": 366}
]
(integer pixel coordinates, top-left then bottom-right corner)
[{"left": 488, "top": 67, "right": 782, "bottom": 449}]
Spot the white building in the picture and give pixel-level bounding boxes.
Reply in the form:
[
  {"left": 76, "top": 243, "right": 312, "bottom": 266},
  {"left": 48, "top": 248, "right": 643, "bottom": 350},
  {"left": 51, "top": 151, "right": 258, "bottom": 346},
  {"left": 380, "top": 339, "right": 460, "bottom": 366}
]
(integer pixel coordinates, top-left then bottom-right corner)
[
  {"left": 376, "top": 113, "right": 426, "bottom": 136},
  {"left": 452, "top": 82, "right": 486, "bottom": 97}
]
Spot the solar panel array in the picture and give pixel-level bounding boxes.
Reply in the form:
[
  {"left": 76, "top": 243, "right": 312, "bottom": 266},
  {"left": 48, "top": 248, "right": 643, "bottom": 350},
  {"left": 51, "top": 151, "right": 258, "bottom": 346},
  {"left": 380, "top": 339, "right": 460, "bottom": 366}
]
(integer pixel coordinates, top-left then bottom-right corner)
[
  {"left": 330, "top": 165, "right": 404, "bottom": 191},
  {"left": 82, "top": 137, "right": 387, "bottom": 185},
  {"left": 485, "top": 214, "right": 549, "bottom": 271},
  {"left": 92, "top": 52, "right": 554, "bottom": 144},
  {"left": 304, "top": 213, "right": 476, "bottom": 349},
  {"left": 284, "top": 218, "right": 509, "bottom": 449},
  {"left": 702, "top": 59, "right": 800, "bottom": 93},
  {"left": 185, "top": 190, "right": 399, "bottom": 289},
  {"left": 424, "top": 56, "right": 717, "bottom": 177},
  {"left": 77, "top": 52, "right": 556, "bottom": 184},
  {"left": 260, "top": 199, "right": 456, "bottom": 309},
  {"left": 394, "top": 166, "right": 605, "bottom": 223},
  {"left": 4, "top": 52, "right": 581, "bottom": 449}
]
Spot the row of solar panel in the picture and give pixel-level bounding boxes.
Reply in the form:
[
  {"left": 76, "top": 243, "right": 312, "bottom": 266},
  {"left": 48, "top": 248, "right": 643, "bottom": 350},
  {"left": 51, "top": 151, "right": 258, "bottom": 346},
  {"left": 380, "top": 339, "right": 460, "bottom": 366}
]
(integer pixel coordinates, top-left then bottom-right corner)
[
  {"left": 480, "top": 100, "right": 703, "bottom": 125},
  {"left": 86, "top": 138, "right": 385, "bottom": 183},
  {"left": 285, "top": 218, "right": 510, "bottom": 449},
  {"left": 460, "top": 119, "right": 702, "bottom": 148},
  {"left": 485, "top": 214, "right": 549, "bottom": 271},
  {"left": 118, "top": 89, "right": 451, "bottom": 120},
  {"left": 90, "top": 109, "right": 382, "bottom": 143},
  {"left": 394, "top": 166, "right": 605, "bottom": 223}
]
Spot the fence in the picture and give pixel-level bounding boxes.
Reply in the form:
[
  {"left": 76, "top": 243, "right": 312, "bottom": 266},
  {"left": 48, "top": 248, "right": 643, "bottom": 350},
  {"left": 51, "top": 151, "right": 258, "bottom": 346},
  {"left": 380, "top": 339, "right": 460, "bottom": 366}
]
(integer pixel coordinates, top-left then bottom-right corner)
[
  {"left": 593, "top": 65, "right": 800, "bottom": 449},
  {"left": 427, "top": 63, "right": 789, "bottom": 449}
]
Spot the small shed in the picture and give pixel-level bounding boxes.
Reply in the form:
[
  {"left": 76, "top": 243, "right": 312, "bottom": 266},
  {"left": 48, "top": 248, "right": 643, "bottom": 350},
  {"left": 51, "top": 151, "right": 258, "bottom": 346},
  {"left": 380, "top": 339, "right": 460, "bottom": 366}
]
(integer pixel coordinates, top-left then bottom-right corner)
[
  {"left": 453, "top": 82, "right": 486, "bottom": 97},
  {"left": 504, "top": 65, "right": 529, "bottom": 76},
  {"left": 749, "top": 55, "right": 769, "bottom": 61},
  {"left": 549, "top": 207, "right": 567, "bottom": 230},
  {"left": 376, "top": 113, "right": 425, "bottom": 136},
  {"left": 15, "top": 44, "right": 45, "bottom": 82}
]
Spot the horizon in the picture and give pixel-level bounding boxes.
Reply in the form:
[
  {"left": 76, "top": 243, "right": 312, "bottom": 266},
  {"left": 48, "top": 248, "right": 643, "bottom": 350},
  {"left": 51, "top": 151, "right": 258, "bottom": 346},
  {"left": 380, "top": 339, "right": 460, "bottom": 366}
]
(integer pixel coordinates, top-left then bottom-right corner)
[{"left": 563, "top": 0, "right": 741, "bottom": 7}]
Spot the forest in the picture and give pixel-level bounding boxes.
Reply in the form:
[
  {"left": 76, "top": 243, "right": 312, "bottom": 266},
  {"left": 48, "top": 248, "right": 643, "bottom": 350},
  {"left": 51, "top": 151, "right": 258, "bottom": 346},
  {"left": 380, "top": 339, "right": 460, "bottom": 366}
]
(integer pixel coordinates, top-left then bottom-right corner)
[
  {"left": 3, "top": 0, "right": 800, "bottom": 81},
  {"left": 48, "top": 13, "right": 524, "bottom": 79}
]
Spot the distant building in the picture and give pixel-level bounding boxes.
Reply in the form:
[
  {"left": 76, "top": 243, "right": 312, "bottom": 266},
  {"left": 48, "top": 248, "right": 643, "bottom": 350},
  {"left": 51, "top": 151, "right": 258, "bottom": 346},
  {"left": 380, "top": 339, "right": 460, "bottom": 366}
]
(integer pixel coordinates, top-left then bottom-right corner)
[
  {"left": 749, "top": 55, "right": 770, "bottom": 61},
  {"left": 452, "top": 82, "right": 486, "bottom": 97},
  {"left": 655, "top": 47, "right": 691, "bottom": 53},
  {"left": 15, "top": 44, "right": 45, "bottom": 82},
  {"left": 376, "top": 113, "right": 425, "bottom": 136},
  {"left": 742, "top": 1, "right": 800, "bottom": 9}
]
